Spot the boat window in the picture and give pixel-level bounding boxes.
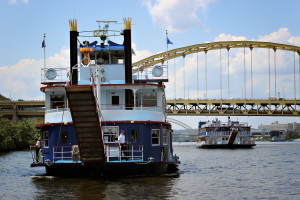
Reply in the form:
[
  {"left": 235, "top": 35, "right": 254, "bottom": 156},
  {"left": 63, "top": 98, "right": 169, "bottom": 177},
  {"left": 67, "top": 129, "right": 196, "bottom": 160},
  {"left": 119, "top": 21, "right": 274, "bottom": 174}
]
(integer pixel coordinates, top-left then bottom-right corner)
[
  {"left": 112, "top": 96, "right": 119, "bottom": 105},
  {"left": 43, "top": 131, "right": 49, "bottom": 148},
  {"left": 131, "top": 129, "right": 137, "bottom": 143},
  {"left": 61, "top": 131, "right": 68, "bottom": 144},
  {"left": 152, "top": 129, "right": 160, "bottom": 145},
  {"left": 163, "top": 129, "right": 168, "bottom": 145},
  {"left": 50, "top": 94, "right": 65, "bottom": 108},
  {"left": 136, "top": 90, "right": 157, "bottom": 107},
  {"left": 103, "top": 126, "right": 119, "bottom": 143}
]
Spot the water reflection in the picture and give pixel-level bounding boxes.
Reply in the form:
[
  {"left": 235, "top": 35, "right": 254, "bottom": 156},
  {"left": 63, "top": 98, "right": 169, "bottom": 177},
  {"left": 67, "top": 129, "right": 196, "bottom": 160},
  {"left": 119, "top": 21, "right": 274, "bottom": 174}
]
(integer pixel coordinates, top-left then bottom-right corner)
[{"left": 31, "top": 175, "right": 178, "bottom": 199}]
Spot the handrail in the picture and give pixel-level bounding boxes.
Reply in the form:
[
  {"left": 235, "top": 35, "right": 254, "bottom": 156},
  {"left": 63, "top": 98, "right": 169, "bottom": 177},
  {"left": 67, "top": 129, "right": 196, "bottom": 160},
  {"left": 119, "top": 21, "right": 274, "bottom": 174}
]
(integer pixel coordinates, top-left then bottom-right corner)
[
  {"left": 45, "top": 105, "right": 69, "bottom": 110},
  {"left": 89, "top": 68, "right": 105, "bottom": 154},
  {"left": 100, "top": 104, "right": 163, "bottom": 111},
  {"left": 53, "top": 146, "right": 72, "bottom": 162},
  {"left": 105, "top": 144, "right": 143, "bottom": 162},
  {"left": 41, "top": 68, "right": 70, "bottom": 83}
]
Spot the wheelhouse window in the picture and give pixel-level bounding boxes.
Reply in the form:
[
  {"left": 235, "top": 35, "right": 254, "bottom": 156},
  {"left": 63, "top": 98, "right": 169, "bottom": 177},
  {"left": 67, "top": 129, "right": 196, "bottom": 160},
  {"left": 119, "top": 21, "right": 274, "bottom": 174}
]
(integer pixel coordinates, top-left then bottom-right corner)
[
  {"left": 43, "top": 131, "right": 49, "bottom": 148},
  {"left": 136, "top": 90, "right": 157, "bottom": 107},
  {"left": 163, "top": 129, "right": 168, "bottom": 145},
  {"left": 131, "top": 129, "right": 137, "bottom": 143},
  {"left": 61, "top": 131, "right": 68, "bottom": 144},
  {"left": 103, "top": 126, "right": 119, "bottom": 143},
  {"left": 152, "top": 129, "right": 160, "bottom": 145},
  {"left": 50, "top": 94, "right": 65, "bottom": 108}
]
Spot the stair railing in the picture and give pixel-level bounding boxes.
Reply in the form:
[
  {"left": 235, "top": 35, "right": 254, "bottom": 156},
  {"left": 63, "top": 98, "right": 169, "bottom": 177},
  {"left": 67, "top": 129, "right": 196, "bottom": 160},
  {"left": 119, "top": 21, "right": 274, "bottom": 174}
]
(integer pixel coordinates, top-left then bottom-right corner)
[{"left": 89, "top": 68, "right": 105, "bottom": 146}]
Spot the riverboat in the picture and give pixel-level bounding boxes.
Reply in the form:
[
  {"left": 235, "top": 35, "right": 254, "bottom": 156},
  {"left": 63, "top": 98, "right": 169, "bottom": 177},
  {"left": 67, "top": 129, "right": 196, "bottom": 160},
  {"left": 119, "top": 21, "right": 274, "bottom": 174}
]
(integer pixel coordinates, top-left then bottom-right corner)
[
  {"left": 196, "top": 118, "right": 256, "bottom": 149},
  {"left": 30, "top": 19, "right": 179, "bottom": 177}
]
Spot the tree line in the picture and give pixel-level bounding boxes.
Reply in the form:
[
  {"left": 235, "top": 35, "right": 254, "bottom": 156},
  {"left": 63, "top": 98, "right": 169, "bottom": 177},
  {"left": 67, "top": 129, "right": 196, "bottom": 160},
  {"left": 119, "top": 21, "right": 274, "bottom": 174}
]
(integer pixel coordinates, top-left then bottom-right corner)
[{"left": 0, "top": 116, "right": 42, "bottom": 152}]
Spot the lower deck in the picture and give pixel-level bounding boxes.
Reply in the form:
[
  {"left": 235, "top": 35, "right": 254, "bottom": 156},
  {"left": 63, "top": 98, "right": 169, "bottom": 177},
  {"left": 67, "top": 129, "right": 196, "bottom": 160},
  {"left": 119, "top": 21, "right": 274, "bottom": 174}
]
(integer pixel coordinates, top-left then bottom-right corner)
[{"left": 34, "top": 121, "right": 177, "bottom": 166}]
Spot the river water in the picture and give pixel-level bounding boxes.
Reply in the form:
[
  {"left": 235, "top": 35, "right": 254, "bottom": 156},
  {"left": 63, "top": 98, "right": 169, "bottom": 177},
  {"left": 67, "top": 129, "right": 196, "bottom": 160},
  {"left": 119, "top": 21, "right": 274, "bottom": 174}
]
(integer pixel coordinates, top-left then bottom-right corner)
[{"left": 1, "top": 142, "right": 300, "bottom": 200}]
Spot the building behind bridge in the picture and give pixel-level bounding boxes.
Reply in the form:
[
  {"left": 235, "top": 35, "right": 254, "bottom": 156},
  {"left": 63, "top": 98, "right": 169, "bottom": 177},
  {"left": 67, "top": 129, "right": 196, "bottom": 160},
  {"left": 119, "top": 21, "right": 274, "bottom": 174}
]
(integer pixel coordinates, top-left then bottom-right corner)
[{"left": 257, "top": 121, "right": 300, "bottom": 138}]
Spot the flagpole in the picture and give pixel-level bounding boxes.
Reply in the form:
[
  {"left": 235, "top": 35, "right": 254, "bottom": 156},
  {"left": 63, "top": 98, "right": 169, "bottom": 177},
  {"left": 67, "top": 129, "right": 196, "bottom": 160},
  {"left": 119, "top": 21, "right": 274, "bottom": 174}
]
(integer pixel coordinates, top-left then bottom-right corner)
[
  {"left": 166, "top": 30, "right": 168, "bottom": 67},
  {"left": 44, "top": 33, "right": 46, "bottom": 68}
]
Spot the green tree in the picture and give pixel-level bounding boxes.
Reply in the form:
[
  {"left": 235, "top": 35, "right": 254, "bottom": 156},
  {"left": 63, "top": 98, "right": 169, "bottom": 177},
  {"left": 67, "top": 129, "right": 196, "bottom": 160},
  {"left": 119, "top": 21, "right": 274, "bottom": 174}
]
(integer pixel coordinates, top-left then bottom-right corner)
[
  {"left": 0, "top": 118, "right": 16, "bottom": 152},
  {"left": 285, "top": 131, "right": 299, "bottom": 140},
  {"left": 0, "top": 117, "right": 43, "bottom": 152}
]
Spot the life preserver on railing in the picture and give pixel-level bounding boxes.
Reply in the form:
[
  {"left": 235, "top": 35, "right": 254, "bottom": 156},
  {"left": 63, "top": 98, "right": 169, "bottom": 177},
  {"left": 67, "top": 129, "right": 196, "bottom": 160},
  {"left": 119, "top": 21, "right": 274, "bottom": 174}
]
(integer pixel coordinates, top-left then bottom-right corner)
[
  {"left": 248, "top": 141, "right": 251, "bottom": 144},
  {"left": 209, "top": 141, "right": 212, "bottom": 144}
]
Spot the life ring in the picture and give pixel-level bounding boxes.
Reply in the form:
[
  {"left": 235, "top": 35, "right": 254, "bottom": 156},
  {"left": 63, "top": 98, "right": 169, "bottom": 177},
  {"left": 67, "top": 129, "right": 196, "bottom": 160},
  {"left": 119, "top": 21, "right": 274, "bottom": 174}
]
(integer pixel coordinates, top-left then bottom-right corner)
[
  {"left": 209, "top": 141, "right": 212, "bottom": 144},
  {"left": 248, "top": 141, "right": 251, "bottom": 144}
]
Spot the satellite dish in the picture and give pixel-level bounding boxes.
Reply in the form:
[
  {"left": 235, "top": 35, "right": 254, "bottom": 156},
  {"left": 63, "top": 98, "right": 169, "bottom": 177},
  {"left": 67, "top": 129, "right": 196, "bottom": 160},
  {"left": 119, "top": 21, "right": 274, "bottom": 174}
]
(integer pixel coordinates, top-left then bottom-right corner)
[
  {"left": 152, "top": 66, "right": 163, "bottom": 77},
  {"left": 45, "top": 68, "right": 57, "bottom": 80}
]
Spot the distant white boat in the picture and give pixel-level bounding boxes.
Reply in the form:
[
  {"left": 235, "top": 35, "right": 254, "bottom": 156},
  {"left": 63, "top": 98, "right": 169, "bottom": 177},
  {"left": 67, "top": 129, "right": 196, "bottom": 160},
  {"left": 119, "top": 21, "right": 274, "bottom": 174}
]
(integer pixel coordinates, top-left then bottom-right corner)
[{"left": 196, "top": 118, "right": 256, "bottom": 149}]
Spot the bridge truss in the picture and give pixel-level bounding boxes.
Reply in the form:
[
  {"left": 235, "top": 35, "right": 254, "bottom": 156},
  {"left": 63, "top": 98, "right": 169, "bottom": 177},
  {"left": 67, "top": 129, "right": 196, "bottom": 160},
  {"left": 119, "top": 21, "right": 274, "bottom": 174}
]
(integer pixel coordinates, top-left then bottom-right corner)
[{"left": 166, "top": 99, "right": 300, "bottom": 116}]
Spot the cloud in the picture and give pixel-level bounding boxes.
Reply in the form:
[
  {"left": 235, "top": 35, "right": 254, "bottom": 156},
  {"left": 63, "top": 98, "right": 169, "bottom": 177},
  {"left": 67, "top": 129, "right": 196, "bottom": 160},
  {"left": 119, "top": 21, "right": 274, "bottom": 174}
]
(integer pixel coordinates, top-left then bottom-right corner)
[
  {"left": 132, "top": 43, "right": 153, "bottom": 63},
  {"left": 143, "top": 0, "right": 216, "bottom": 32},
  {"left": 8, "top": 0, "right": 29, "bottom": 4},
  {"left": 258, "top": 28, "right": 291, "bottom": 44},
  {"left": 8, "top": 0, "right": 17, "bottom": 4},
  {"left": 0, "top": 48, "right": 69, "bottom": 100},
  {"left": 214, "top": 33, "right": 247, "bottom": 42}
]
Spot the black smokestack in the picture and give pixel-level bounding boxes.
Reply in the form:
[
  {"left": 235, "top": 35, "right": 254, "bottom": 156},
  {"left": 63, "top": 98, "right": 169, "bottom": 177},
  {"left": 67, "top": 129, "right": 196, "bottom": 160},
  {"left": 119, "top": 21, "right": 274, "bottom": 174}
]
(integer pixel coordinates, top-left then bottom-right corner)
[
  {"left": 69, "top": 19, "right": 78, "bottom": 85},
  {"left": 123, "top": 18, "right": 132, "bottom": 84},
  {"left": 123, "top": 18, "right": 133, "bottom": 109}
]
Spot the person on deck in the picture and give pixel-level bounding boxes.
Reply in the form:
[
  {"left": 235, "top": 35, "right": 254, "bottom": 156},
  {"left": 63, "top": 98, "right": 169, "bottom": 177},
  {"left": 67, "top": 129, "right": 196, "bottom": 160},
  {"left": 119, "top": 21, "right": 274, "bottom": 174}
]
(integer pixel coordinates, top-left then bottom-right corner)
[
  {"left": 118, "top": 130, "right": 128, "bottom": 160},
  {"left": 30, "top": 138, "right": 41, "bottom": 163}
]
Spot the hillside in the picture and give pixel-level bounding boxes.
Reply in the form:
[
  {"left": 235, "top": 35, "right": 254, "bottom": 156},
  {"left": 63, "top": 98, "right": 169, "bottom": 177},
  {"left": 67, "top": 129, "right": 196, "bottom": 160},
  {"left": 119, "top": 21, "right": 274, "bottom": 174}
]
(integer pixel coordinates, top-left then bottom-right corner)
[{"left": 0, "top": 94, "right": 10, "bottom": 101}]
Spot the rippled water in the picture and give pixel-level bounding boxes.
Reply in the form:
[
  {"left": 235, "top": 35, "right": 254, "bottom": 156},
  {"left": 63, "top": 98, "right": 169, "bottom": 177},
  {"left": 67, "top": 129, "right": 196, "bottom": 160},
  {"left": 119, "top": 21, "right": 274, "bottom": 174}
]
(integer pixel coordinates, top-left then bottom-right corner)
[{"left": 1, "top": 142, "right": 300, "bottom": 200}]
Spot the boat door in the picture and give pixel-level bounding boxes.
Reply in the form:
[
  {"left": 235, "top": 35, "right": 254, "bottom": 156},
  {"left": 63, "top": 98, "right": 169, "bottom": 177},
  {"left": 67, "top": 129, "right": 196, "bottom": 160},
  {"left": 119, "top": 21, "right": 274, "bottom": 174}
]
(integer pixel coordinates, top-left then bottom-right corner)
[
  {"left": 162, "top": 129, "right": 170, "bottom": 161},
  {"left": 125, "top": 125, "right": 142, "bottom": 160}
]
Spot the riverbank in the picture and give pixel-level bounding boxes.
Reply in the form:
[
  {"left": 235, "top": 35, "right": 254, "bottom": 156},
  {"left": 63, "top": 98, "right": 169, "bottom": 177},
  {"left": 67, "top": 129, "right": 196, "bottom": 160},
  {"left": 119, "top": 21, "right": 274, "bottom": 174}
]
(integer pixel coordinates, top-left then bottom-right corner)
[{"left": 0, "top": 117, "right": 42, "bottom": 152}]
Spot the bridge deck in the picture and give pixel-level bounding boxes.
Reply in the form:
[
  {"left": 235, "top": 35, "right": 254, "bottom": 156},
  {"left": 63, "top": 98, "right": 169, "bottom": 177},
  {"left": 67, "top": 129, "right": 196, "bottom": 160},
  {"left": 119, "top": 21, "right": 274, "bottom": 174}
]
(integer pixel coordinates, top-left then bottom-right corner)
[{"left": 1, "top": 99, "right": 300, "bottom": 122}]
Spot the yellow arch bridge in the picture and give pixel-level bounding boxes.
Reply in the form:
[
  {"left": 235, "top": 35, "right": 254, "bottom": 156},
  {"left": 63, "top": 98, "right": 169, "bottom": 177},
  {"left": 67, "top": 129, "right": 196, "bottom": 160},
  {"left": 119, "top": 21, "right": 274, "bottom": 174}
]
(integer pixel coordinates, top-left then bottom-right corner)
[{"left": 133, "top": 40, "right": 300, "bottom": 116}]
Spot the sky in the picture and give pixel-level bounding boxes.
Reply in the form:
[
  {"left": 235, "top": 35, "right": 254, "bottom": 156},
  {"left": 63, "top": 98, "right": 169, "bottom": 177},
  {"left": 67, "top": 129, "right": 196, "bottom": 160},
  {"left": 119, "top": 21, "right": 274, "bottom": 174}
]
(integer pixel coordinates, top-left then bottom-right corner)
[{"left": 1, "top": 0, "right": 300, "bottom": 129}]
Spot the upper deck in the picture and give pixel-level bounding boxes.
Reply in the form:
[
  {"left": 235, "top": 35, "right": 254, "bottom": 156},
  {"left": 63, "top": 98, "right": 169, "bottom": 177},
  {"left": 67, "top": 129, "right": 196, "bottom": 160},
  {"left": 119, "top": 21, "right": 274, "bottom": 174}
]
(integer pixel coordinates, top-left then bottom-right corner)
[{"left": 39, "top": 20, "right": 169, "bottom": 125}]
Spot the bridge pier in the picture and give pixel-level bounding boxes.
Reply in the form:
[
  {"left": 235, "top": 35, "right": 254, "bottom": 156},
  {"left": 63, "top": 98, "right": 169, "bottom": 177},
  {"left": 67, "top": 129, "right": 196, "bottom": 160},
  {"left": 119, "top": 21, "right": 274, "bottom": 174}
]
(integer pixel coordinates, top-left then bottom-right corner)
[{"left": 12, "top": 104, "right": 18, "bottom": 123}]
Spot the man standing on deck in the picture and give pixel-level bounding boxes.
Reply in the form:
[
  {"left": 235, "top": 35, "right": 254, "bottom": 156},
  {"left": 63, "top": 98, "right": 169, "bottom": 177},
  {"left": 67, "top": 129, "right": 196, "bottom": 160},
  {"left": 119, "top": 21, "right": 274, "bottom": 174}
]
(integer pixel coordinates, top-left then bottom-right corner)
[
  {"left": 31, "top": 138, "right": 41, "bottom": 163},
  {"left": 118, "top": 130, "right": 128, "bottom": 160}
]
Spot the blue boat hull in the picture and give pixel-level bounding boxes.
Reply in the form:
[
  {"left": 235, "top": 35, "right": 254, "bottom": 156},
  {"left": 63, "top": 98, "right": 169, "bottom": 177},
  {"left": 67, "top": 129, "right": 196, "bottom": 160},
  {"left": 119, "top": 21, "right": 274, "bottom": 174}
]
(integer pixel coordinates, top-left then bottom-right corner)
[{"left": 44, "top": 162, "right": 179, "bottom": 177}]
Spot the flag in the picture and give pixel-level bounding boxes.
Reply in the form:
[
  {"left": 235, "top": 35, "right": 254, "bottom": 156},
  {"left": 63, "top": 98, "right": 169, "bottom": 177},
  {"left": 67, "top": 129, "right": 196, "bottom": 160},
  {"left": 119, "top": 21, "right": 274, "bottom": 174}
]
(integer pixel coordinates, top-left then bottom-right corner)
[
  {"left": 42, "top": 40, "right": 46, "bottom": 48},
  {"left": 167, "top": 37, "right": 173, "bottom": 45}
]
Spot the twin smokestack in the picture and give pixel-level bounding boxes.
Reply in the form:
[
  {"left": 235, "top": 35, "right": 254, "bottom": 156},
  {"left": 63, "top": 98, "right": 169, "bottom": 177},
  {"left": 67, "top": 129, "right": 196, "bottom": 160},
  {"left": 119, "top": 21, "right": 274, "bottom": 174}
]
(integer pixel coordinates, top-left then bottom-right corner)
[{"left": 68, "top": 19, "right": 133, "bottom": 85}]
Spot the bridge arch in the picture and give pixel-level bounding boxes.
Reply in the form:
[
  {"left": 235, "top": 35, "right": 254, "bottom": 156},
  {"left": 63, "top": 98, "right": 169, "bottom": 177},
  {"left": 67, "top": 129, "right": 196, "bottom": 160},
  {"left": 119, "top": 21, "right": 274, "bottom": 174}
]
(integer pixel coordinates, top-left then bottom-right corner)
[
  {"left": 167, "top": 117, "right": 196, "bottom": 135},
  {"left": 132, "top": 40, "right": 300, "bottom": 72}
]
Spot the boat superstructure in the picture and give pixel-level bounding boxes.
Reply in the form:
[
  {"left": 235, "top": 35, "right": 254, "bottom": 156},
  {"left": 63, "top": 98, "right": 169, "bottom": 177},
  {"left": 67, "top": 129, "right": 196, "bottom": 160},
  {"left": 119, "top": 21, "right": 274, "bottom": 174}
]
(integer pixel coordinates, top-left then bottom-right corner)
[
  {"left": 196, "top": 118, "right": 256, "bottom": 149},
  {"left": 31, "top": 19, "right": 179, "bottom": 176}
]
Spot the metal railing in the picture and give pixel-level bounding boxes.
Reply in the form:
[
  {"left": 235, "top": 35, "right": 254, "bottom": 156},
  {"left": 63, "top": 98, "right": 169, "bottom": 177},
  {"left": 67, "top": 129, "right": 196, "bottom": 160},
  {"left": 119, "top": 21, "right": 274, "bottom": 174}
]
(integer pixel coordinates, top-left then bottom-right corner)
[
  {"left": 30, "top": 147, "right": 43, "bottom": 163},
  {"left": 41, "top": 68, "right": 70, "bottom": 83},
  {"left": 100, "top": 104, "right": 163, "bottom": 112},
  {"left": 45, "top": 106, "right": 70, "bottom": 114},
  {"left": 105, "top": 144, "right": 143, "bottom": 162},
  {"left": 53, "top": 146, "right": 72, "bottom": 163},
  {"left": 136, "top": 65, "right": 168, "bottom": 80}
]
